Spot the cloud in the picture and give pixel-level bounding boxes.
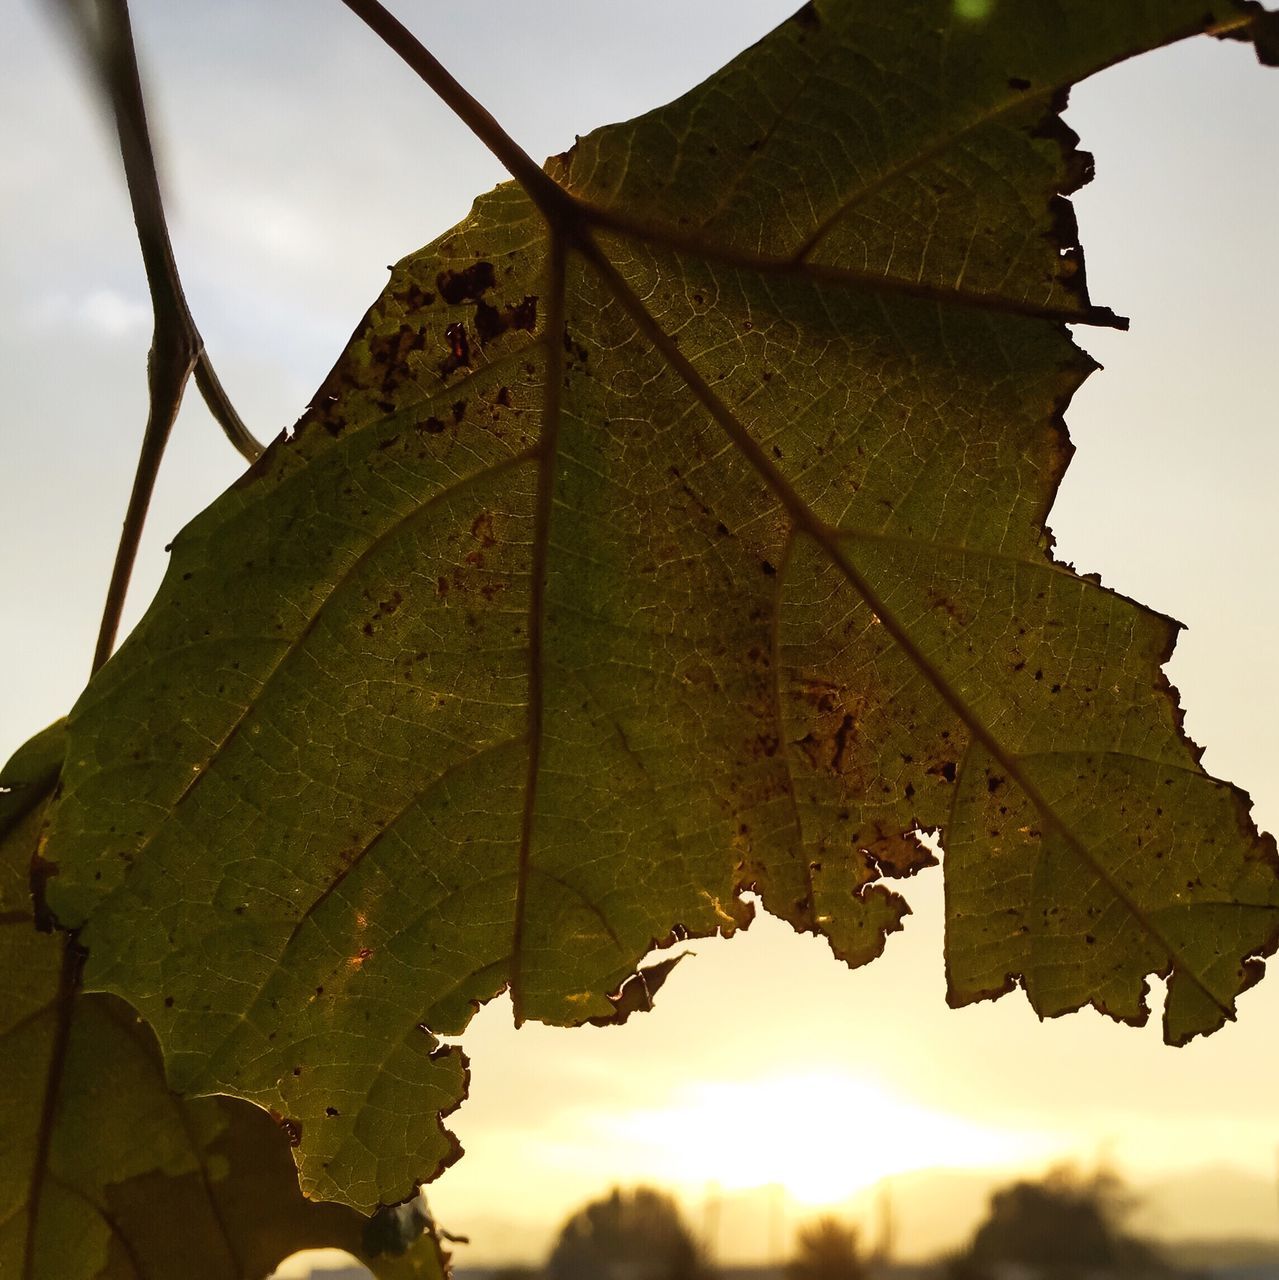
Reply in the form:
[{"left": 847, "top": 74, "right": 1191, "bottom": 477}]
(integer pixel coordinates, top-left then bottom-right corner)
[{"left": 26, "top": 287, "right": 151, "bottom": 339}]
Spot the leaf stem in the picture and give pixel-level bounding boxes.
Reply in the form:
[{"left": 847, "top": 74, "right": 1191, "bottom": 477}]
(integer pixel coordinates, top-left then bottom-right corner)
[
  {"left": 91, "top": 325, "right": 194, "bottom": 672},
  {"left": 192, "top": 349, "right": 261, "bottom": 461}
]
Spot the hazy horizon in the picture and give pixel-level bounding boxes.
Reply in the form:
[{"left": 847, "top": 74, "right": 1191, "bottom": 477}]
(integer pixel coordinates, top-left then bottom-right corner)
[{"left": 271, "top": 1156, "right": 1279, "bottom": 1272}]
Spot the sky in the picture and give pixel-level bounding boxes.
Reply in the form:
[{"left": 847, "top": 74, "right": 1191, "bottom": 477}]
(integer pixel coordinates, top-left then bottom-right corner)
[{"left": 2, "top": 0, "right": 1278, "bottom": 1271}]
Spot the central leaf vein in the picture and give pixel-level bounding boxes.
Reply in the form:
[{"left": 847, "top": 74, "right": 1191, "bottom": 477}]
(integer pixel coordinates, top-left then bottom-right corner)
[{"left": 511, "top": 232, "right": 569, "bottom": 1025}]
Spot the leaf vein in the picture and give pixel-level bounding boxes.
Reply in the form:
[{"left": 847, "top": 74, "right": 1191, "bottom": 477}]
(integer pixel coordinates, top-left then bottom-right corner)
[
  {"left": 88, "top": 447, "right": 537, "bottom": 884},
  {"left": 582, "top": 230, "right": 1232, "bottom": 1020}
]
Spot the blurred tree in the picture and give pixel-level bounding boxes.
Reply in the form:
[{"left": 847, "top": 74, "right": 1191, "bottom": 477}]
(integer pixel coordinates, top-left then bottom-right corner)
[
  {"left": 546, "top": 1187, "right": 707, "bottom": 1280},
  {"left": 786, "top": 1216, "right": 869, "bottom": 1280},
  {"left": 948, "top": 1166, "right": 1181, "bottom": 1278}
]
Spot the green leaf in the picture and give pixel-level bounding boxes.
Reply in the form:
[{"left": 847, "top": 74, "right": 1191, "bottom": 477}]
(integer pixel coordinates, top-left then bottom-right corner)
[
  {"left": 39, "top": 0, "right": 1279, "bottom": 1212},
  {"left": 0, "top": 728, "right": 449, "bottom": 1279}
]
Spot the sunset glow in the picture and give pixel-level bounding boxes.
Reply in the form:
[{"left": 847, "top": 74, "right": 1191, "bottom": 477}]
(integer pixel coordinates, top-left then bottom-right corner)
[{"left": 601, "top": 1070, "right": 1056, "bottom": 1206}]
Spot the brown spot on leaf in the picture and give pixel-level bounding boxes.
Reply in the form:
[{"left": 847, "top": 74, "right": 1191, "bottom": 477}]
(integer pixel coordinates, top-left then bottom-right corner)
[
  {"left": 474, "top": 302, "right": 504, "bottom": 344},
  {"left": 470, "top": 512, "right": 497, "bottom": 548},
  {"left": 436, "top": 261, "right": 496, "bottom": 305},
  {"left": 831, "top": 714, "right": 856, "bottom": 774},
  {"left": 30, "top": 853, "right": 60, "bottom": 932},
  {"left": 797, "top": 678, "right": 840, "bottom": 715},
  {"left": 441, "top": 323, "right": 471, "bottom": 376},
  {"left": 394, "top": 281, "right": 436, "bottom": 310},
  {"left": 865, "top": 830, "right": 939, "bottom": 878},
  {"left": 270, "top": 1112, "right": 303, "bottom": 1148},
  {"left": 475, "top": 294, "right": 539, "bottom": 346},
  {"left": 367, "top": 324, "right": 428, "bottom": 405},
  {"left": 587, "top": 954, "right": 687, "bottom": 1026}
]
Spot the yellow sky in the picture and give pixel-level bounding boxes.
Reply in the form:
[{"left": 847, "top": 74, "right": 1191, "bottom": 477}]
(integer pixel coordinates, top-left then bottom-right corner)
[{"left": 420, "top": 890, "right": 1279, "bottom": 1263}]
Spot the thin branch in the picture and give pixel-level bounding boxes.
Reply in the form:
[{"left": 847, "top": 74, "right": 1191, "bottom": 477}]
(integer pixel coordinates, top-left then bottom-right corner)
[
  {"left": 192, "top": 350, "right": 261, "bottom": 460},
  {"left": 49, "top": 0, "right": 264, "bottom": 672},
  {"left": 92, "top": 321, "right": 193, "bottom": 672},
  {"left": 57, "top": 0, "right": 263, "bottom": 463}
]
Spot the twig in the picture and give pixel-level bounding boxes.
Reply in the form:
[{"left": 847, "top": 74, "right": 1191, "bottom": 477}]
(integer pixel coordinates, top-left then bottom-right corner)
[
  {"left": 48, "top": 0, "right": 264, "bottom": 672},
  {"left": 192, "top": 352, "right": 259, "bottom": 459},
  {"left": 91, "top": 315, "right": 194, "bottom": 673},
  {"left": 58, "top": 0, "right": 264, "bottom": 464}
]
